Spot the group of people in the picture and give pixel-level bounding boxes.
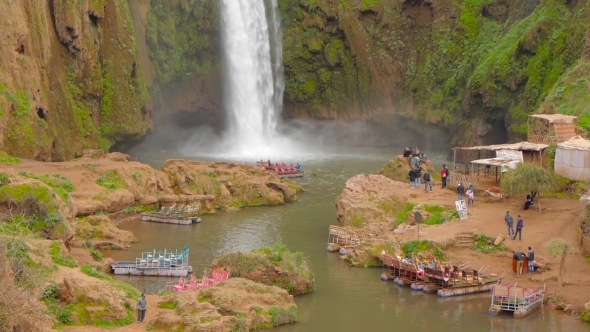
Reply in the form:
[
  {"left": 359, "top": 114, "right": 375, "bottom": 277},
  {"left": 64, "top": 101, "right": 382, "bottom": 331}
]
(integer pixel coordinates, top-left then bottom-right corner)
[
  {"left": 456, "top": 182, "right": 475, "bottom": 206},
  {"left": 504, "top": 211, "right": 524, "bottom": 240},
  {"left": 261, "top": 160, "right": 302, "bottom": 173},
  {"left": 512, "top": 247, "right": 535, "bottom": 275}
]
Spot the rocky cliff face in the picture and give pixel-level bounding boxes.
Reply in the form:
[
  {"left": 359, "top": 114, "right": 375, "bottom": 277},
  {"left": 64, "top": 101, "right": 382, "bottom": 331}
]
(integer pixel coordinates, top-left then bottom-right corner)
[
  {"left": 0, "top": 0, "right": 152, "bottom": 161},
  {"left": 2, "top": 0, "right": 589, "bottom": 160},
  {"left": 278, "top": 0, "right": 590, "bottom": 146}
]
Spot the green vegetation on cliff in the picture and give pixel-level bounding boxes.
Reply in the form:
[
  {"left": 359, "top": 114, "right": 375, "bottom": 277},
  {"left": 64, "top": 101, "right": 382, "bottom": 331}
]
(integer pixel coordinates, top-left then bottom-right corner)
[
  {"left": 146, "top": 0, "right": 219, "bottom": 87},
  {"left": 213, "top": 240, "right": 315, "bottom": 295},
  {"left": 278, "top": 0, "right": 590, "bottom": 144}
]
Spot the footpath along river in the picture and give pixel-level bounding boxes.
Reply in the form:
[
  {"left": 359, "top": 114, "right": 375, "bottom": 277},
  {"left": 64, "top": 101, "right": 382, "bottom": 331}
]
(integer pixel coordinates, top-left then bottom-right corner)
[{"left": 105, "top": 147, "right": 586, "bottom": 331}]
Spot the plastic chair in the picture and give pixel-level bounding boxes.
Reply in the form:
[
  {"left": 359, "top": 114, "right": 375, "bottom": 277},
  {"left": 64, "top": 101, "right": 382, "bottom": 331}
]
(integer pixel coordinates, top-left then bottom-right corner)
[{"left": 172, "top": 277, "right": 186, "bottom": 292}]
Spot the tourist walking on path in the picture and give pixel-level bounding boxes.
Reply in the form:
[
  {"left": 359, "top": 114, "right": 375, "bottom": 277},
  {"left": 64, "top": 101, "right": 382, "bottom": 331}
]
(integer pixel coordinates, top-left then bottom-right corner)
[
  {"left": 505, "top": 211, "right": 514, "bottom": 238},
  {"left": 137, "top": 293, "right": 147, "bottom": 323},
  {"left": 513, "top": 251, "right": 525, "bottom": 275},
  {"left": 513, "top": 215, "right": 524, "bottom": 241},
  {"left": 423, "top": 170, "right": 433, "bottom": 192},
  {"left": 457, "top": 182, "right": 465, "bottom": 201},
  {"left": 527, "top": 247, "right": 535, "bottom": 274},
  {"left": 441, "top": 165, "right": 448, "bottom": 188}
]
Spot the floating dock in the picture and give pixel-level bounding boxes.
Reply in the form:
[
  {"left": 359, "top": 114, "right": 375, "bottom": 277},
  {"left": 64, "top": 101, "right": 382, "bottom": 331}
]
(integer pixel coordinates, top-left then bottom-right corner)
[
  {"left": 381, "top": 253, "right": 501, "bottom": 298},
  {"left": 140, "top": 203, "right": 201, "bottom": 225},
  {"left": 111, "top": 245, "right": 193, "bottom": 276},
  {"left": 140, "top": 213, "right": 201, "bottom": 225},
  {"left": 488, "top": 284, "right": 544, "bottom": 317}
]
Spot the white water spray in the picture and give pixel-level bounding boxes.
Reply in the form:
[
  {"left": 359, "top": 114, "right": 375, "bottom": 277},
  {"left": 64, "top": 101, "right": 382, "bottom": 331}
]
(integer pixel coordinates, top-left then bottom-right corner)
[{"left": 219, "top": 0, "right": 287, "bottom": 158}]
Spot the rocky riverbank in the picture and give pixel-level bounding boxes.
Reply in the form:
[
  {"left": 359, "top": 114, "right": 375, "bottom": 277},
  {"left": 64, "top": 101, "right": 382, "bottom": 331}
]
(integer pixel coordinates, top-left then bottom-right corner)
[
  {"left": 332, "top": 156, "right": 590, "bottom": 321},
  {"left": 0, "top": 151, "right": 307, "bottom": 331}
]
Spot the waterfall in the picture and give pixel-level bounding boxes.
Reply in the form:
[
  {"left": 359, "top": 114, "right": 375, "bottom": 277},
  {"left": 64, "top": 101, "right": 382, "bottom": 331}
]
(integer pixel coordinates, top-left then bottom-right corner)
[{"left": 220, "top": 0, "right": 284, "bottom": 156}]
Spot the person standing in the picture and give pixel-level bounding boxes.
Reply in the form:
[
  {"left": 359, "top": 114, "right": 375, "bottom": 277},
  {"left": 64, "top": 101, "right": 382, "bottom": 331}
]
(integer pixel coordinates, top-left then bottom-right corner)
[
  {"left": 457, "top": 182, "right": 465, "bottom": 201},
  {"left": 137, "top": 293, "right": 147, "bottom": 323},
  {"left": 409, "top": 169, "right": 416, "bottom": 189},
  {"left": 513, "top": 215, "right": 524, "bottom": 241},
  {"left": 466, "top": 187, "right": 474, "bottom": 206},
  {"left": 441, "top": 165, "right": 448, "bottom": 188},
  {"left": 505, "top": 211, "right": 514, "bottom": 238},
  {"left": 513, "top": 251, "right": 525, "bottom": 275},
  {"left": 416, "top": 167, "right": 423, "bottom": 186},
  {"left": 423, "top": 170, "right": 433, "bottom": 193},
  {"left": 527, "top": 247, "right": 535, "bottom": 274}
]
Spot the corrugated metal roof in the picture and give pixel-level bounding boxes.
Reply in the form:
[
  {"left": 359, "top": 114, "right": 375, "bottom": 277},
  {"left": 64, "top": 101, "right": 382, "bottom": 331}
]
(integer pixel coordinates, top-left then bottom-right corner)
[
  {"left": 529, "top": 114, "right": 577, "bottom": 124},
  {"left": 453, "top": 142, "right": 549, "bottom": 152},
  {"left": 557, "top": 136, "right": 590, "bottom": 150}
]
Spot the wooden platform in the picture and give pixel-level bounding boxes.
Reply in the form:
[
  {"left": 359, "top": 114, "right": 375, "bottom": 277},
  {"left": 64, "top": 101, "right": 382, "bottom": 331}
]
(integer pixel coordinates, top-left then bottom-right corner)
[
  {"left": 278, "top": 171, "right": 304, "bottom": 179},
  {"left": 111, "top": 261, "right": 193, "bottom": 276},
  {"left": 140, "top": 213, "right": 201, "bottom": 225}
]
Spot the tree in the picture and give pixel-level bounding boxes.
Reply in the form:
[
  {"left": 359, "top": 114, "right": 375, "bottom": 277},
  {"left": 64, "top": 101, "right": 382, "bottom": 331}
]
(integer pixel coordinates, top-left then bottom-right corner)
[
  {"left": 546, "top": 239, "right": 575, "bottom": 296},
  {"left": 500, "top": 163, "right": 556, "bottom": 212}
]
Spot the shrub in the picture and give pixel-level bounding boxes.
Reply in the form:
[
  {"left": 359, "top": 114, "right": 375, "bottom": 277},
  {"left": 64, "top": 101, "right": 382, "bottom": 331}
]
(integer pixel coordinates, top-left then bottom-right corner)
[
  {"left": 471, "top": 234, "right": 506, "bottom": 253},
  {"left": 96, "top": 171, "right": 124, "bottom": 190}
]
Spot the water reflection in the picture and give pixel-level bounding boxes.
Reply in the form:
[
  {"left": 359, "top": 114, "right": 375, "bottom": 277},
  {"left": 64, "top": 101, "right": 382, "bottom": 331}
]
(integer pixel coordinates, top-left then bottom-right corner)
[{"left": 107, "top": 148, "right": 584, "bottom": 331}]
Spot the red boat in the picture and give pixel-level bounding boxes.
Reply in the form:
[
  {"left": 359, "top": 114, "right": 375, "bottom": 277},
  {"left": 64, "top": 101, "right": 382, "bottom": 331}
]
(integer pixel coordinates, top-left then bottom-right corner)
[{"left": 256, "top": 161, "right": 304, "bottom": 179}]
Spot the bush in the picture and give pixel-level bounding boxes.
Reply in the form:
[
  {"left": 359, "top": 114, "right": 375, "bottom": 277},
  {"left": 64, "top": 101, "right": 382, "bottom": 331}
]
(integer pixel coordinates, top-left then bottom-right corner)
[
  {"left": 40, "top": 283, "right": 60, "bottom": 301},
  {"left": 96, "top": 171, "right": 124, "bottom": 190},
  {"left": 471, "top": 234, "right": 506, "bottom": 253}
]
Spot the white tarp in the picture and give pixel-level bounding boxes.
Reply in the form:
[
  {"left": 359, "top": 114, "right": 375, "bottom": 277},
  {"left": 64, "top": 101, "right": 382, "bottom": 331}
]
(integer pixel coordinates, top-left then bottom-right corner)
[
  {"left": 554, "top": 147, "right": 590, "bottom": 181},
  {"left": 496, "top": 149, "right": 524, "bottom": 162}
]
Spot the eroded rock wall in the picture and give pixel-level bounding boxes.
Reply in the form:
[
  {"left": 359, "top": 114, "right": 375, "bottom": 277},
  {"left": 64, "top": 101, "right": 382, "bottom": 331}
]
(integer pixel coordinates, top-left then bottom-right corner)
[{"left": 0, "top": 0, "right": 152, "bottom": 160}]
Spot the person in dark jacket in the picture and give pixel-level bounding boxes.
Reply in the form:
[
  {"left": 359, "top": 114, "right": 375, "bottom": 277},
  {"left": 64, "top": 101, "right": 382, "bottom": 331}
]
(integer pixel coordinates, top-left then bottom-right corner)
[
  {"left": 415, "top": 167, "right": 422, "bottom": 187},
  {"left": 423, "top": 170, "right": 432, "bottom": 193},
  {"left": 457, "top": 182, "right": 465, "bottom": 201},
  {"left": 409, "top": 169, "right": 416, "bottom": 189},
  {"left": 527, "top": 247, "right": 535, "bottom": 274},
  {"left": 513, "top": 215, "right": 524, "bottom": 240},
  {"left": 513, "top": 251, "right": 526, "bottom": 275}
]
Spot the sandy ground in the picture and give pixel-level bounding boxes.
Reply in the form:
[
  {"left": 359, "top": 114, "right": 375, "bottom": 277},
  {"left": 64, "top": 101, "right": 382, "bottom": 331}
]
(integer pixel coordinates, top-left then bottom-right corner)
[{"left": 395, "top": 183, "right": 590, "bottom": 308}]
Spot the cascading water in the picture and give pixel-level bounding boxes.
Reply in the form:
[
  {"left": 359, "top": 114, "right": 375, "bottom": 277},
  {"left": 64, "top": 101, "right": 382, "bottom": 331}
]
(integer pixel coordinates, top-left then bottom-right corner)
[{"left": 219, "top": 0, "right": 286, "bottom": 158}]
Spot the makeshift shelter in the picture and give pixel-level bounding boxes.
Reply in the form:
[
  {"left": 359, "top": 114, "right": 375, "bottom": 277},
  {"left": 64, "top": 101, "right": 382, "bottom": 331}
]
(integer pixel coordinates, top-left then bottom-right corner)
[
  {"left": 554, "top": 136, "right": 590, "bottom": 181},
  {"left": 527, "top": 114, "right": 578, "bottom": 144},
  {"left": 451, "top": 142, "right": 549, "bottom": 190}
]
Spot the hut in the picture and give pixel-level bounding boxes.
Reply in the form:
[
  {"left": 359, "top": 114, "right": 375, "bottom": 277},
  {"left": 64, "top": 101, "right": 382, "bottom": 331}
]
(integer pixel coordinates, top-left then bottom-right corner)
[
  {"left": 554, "top": 136, "right": 590, "bottom": 181},
  {"left": 451, "top": 142, "right": 549, "bottom": 190},
  {"left": 527, "top": 114, "right": 578, "bottom": 144}
]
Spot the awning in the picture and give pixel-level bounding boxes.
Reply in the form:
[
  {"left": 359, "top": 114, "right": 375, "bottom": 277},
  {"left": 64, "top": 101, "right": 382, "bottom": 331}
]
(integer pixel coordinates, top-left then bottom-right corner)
[{"left": 470, "top": 157, "right": 521, "bottom": 169}]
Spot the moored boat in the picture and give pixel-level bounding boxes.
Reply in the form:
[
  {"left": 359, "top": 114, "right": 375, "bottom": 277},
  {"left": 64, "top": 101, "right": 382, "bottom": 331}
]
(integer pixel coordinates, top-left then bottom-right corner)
[
  {"left": 488, "top": 284, "right": 544, "bottom": 317},
  {"left": 110, "top": 245, "right": 193, "bottom": 276},
  {"left": 256, "top": 161, "right": 304, "bottom": 178}
]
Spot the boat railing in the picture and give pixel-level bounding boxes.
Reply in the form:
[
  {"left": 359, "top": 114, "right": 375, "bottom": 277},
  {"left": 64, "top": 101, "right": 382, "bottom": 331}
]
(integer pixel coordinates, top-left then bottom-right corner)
[
  {"left": 135, "top": 246, "right": 190, "bottom": 270},
  {"left": 491, "top": 284, "right": 544, "bottom": 311}
]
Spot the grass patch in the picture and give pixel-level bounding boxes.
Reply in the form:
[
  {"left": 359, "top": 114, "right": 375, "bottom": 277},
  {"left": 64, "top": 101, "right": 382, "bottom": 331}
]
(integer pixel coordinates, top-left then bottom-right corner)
[
  {"left": 122, "top": 204, "right": 151, "bottom": 213},
  {"left": 49, "top": 242, "right": 77, "bottom": 267},
  {"left": 268, "top": 305, "right": 297, "bottom": 327},
  {"left": 80, "top": 263, "right": 140, "bottom": 299},
  {"left": 402, "top": 240, "right": 446, "bottom": 261},
  {"left": 18, "top": 172, "right": 75, "bottom": 202},
  {"left": 0, "top": 151, "right": 21, "bottom": 165},
  {"left": 158, "top": 299, "right": 179, "bottom": 310},
  {"left": 395, "top": 202, "right": 415, "bottom": 226},
  {"left": 422, "top": 204, "right": 457, "bottom": 225},
  {"left": 96, "top": 170, "right": 124, "bottom": 190},
  {"left": 471, "top": 234, "right": 507, "bottom": 253}
]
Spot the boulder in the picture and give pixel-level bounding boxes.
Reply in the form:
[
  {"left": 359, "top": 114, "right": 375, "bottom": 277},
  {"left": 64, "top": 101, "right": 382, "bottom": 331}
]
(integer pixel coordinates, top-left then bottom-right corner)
[{"left": 335, "top": 174, "right": 408, "bottom": 227}]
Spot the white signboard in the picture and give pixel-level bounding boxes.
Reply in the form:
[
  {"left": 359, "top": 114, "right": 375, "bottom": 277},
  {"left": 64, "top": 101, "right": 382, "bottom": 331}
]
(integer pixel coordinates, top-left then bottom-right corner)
[
  {"left": 496, "top": 149, "right": 524, "bottom": 162},
  {"left": 455, "top": 200, "right": 468, "bottom": 220}
]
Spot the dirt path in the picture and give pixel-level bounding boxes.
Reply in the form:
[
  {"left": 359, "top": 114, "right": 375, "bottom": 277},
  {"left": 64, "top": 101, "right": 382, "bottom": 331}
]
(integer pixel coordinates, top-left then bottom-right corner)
[{"left": 395, "top": 183, "right": 590, "bottom": 308}]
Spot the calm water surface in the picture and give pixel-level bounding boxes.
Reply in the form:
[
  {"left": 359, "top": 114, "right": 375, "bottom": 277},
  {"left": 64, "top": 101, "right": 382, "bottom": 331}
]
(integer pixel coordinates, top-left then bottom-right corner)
[{"left": 106, "top": 147, "right": 585, "bottom": 331}]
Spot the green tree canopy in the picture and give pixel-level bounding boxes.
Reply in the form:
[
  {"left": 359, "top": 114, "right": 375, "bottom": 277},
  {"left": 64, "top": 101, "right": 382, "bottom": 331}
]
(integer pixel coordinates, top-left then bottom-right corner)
[{"left": 500, "top": 163, "right": 556, "bottom": 195}]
